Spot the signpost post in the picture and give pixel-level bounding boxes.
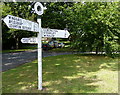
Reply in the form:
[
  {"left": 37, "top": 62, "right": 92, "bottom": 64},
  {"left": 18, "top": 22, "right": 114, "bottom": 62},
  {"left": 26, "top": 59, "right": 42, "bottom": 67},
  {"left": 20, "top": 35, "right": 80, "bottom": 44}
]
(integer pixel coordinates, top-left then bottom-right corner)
[
  {"left": 34, "top": 2, "right": 44, "bottom": 90},
  {"left": 37, "top": 16, "right": 42, "bottom": 90},
  {"left": 3, "top": 2, "right": 70, "bottom": 91}
]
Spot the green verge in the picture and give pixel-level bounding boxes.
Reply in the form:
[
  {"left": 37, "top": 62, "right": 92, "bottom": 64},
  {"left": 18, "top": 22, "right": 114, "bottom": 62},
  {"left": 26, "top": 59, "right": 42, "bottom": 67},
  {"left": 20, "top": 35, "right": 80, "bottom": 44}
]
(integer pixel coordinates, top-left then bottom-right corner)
[
  {"left": 2, "top": 45, "right": 37, "bottom": 53},
  {"left": 2, "top": 48, "right": 36, "bottom": 53},
  {"left": 49, "top": 47, "right": 77, "bottom": 52},
  {"left": 2, "top": 54, "right": 119, "bottom": 93}
]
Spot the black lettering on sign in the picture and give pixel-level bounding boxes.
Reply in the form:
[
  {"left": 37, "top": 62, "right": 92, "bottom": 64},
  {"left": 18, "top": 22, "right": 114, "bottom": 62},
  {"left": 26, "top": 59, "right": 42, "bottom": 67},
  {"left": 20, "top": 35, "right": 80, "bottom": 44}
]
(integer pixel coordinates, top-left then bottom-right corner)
[
  {"left": 23, "top": 39, "right": 28, "bottom": 43},
  {"left": 9, "top": 16, "right": 11, "bottom": 19},
  {"left": 9, "top": 20, "right": 12, "bottom": 23},
  {"left": 18, "top": 26, "right": 21, "bottom": 29},
  {"left": 52, "top": 34, "right": 54, "bottom": 37},
  {"left": 9, "top": 19, "right": 23, "bottom": 25},
  {"left": 11, "top": 17, "right": 14, "bottom": 20},
  {"left": 64, "top": 33, "right": 66, "bottom": 38},
  {"left": 9, "top": 24, "right": 18, "bottom": 29},
  {"left": 22, "top": 26, "right": 31, "bottom": 31}
]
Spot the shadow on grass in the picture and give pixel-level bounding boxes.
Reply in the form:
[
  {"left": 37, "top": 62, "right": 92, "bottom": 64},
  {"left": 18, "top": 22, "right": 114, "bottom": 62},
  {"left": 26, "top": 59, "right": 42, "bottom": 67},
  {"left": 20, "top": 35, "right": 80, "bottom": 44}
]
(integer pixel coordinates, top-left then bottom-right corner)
[
  {"left": 42, "top": 54, "right": 119, "bottom": 93},
  {"left": 2, "top": 54, "right": 119, "bottom": 93},
  {"left": 75, "top": 54, "right": 119, "bottom": 71}
]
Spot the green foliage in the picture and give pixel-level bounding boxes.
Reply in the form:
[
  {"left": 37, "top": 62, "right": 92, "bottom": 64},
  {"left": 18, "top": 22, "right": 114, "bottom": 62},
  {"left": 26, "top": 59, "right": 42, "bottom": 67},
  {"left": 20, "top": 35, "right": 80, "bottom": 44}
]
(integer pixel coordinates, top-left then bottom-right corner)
[
  {"left": 63, "top": 2, "right": 120, "bottom": 57},
  {"left": 42, "top": 2, "right": 74, "bottom": 29},
  {"left": 2, "top": 2, "right": 37, "bottom": 49},
  {"left": 2, "top": 2, "right": 120, "bottom": 57},
  {"left": 42, "top": 2, "right": 120, "bottom": 57}
]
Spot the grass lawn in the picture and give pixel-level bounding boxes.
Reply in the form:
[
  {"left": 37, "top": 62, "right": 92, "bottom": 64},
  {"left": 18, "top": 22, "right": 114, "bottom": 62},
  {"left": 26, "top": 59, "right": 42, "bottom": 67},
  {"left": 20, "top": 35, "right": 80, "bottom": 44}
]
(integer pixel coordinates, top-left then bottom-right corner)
[
  {"left": 2, "top": 45, "right": 37, "bottom": 53},
  {"left": 2, "top": 48, "right": 37, "bottom": 53},
  {"left": 49, "top": 47, "right": 75, "bottom": 52},
  {"left": 49, "top": 47, "right": 77, "bottom": 52},
  {"left": 2, "top": 54, "right": 119, "bottom": 93}
]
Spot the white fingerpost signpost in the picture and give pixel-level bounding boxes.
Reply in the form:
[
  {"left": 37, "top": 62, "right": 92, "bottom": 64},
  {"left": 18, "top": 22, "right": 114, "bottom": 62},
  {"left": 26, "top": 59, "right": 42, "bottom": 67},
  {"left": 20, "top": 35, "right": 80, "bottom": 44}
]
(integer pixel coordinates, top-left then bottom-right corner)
[
  {"left": 3, "top": 2, "right": 70, "bottom": 91},
  {"left": 34, "top": 2, "right": 44, "bottom": 90}
]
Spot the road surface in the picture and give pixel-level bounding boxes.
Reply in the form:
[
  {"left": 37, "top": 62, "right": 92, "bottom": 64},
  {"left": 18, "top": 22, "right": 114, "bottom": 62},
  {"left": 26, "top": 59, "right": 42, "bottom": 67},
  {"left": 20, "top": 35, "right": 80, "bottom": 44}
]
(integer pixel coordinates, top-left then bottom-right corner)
[{"left": 2, "top": 50, "right": 76, "bottom": 71}]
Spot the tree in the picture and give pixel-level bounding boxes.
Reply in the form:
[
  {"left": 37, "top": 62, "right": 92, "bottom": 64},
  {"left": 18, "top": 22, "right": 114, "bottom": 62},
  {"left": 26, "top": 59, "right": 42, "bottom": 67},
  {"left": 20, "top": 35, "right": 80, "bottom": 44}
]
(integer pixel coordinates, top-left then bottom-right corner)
[
  {"left": 2, "top": 2, "right": 119, "bottom": 57},
  {"left": 2, "top": 2, "right": 37, "bottom": 49},
  {"left": 40, "top": 2, "right": 120, "bottom": 57},
  {"left": 63, "top": 2, "right": 120, "bottom": 56}
]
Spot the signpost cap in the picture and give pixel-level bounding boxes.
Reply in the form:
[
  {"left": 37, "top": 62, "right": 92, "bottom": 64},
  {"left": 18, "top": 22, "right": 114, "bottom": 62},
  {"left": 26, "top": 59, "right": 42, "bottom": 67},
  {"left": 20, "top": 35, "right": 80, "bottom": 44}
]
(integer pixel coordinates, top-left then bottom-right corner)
[{"left": 34, "top": 2, "right": 44, "bottom": 15}]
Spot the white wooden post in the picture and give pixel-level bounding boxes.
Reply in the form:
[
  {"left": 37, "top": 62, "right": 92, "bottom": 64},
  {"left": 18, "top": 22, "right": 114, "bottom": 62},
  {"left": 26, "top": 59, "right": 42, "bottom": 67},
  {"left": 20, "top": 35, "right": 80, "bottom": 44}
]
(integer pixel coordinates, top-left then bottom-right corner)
[{"left": 37, "top": 16, "right": 42, "bottom": 90}]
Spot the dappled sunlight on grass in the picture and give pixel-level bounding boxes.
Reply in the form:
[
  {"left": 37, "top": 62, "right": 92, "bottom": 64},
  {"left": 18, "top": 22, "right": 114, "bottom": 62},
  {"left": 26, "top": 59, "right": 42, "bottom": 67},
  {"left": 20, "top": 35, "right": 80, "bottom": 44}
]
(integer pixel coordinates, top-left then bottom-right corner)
[
  {"left": 55, "top": 63, "right": 61, "bottom": 66},
  {"left": 2, "top": 54, "right": 119, "bottom": 93},
  {"left": 43, "top": 81, "right": 52, "bottom": 86},
  {"left": 99, "top": 62, "right": 118, "bottom": 70},
  {"left": 94, "top": 69, "right": 118, "bottom": 93},
  {"left": 74, "top": 59, "right": 81, "bottom": 62},
  {"left": 63, "top": 75, "right": 81, "bottom": 80},
  {"left": 21, "top": 86, "right": 27, "bottom": 90},
  {"left": 42, "top": 54, "right": 118, "bottom": 93}
]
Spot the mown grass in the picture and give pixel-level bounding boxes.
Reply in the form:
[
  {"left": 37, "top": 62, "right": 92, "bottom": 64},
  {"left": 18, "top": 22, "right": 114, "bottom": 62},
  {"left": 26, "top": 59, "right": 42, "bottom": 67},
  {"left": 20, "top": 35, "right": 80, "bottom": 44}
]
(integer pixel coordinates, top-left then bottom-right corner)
[
  {"left": 2, "top": 49, "right": 33, "bottom": 53},
  {"left": 49, "top": 47, "right": 77, "bottom": 52},
  {"left": 2, "top": 48, "right": 36, "bottom": 53},
  {"left": 2, "top": 45, "right": 37, "bottom": 53},
  {"left": 2, "top": 54, "right": 119, "bottom": 93}
]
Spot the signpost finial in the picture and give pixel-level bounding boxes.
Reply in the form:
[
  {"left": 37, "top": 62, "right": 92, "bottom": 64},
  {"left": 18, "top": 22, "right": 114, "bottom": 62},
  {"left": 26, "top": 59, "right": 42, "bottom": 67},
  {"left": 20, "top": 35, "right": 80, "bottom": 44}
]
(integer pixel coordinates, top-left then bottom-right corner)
[{"left": 34, "top": 2, "right": 44, "bottom": 16}]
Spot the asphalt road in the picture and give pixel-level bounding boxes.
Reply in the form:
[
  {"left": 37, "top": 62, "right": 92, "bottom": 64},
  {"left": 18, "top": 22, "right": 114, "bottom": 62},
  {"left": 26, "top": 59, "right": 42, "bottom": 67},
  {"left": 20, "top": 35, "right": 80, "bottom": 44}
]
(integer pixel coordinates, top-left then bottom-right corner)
[{"left": 2, "top": 49, "right": 75, "bottom": 72}]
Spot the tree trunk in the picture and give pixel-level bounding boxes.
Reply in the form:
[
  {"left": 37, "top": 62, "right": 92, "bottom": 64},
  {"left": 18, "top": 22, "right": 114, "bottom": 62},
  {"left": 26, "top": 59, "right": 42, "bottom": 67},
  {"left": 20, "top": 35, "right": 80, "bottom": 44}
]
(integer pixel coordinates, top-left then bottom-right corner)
[{"left": 96, "top": 46, "right": 99, "bottom": 55}]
